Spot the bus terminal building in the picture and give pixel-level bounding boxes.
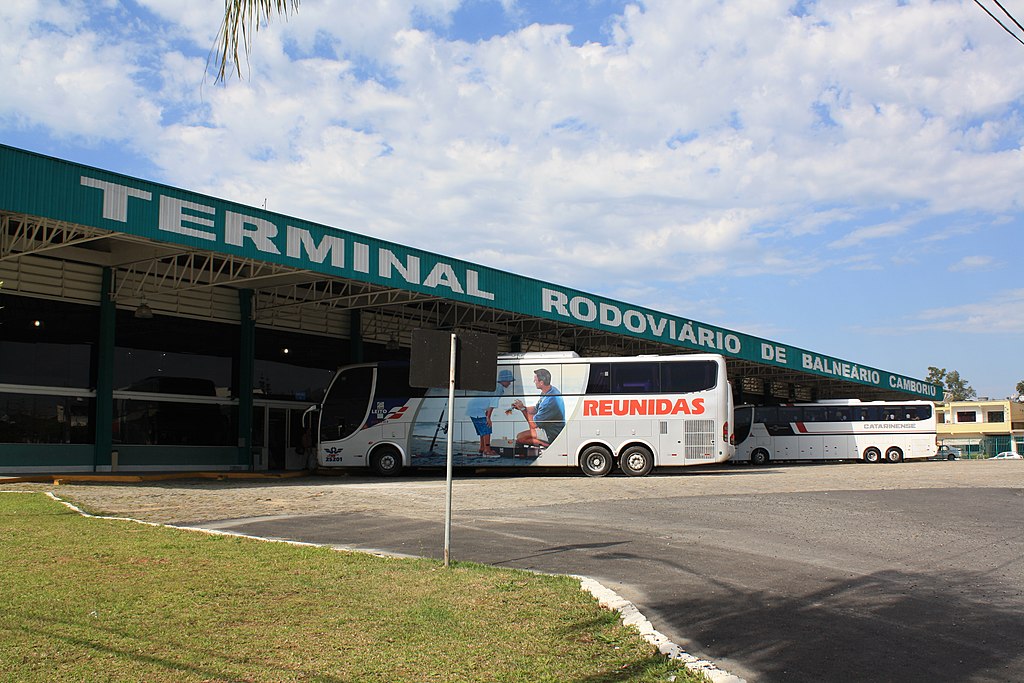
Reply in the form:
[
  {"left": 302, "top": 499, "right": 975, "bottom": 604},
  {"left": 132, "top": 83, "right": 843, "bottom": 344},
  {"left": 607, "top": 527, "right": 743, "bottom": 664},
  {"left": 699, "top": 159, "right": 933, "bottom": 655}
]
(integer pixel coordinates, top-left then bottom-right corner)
[{"left": 0, "top": 144, "right": 940, "bottom": 473}]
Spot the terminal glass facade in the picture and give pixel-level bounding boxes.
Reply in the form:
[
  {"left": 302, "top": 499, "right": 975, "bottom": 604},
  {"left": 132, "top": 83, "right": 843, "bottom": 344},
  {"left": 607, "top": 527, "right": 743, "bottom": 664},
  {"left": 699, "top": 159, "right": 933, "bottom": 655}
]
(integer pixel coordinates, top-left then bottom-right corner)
[
  {"left": 0, "top": 292, "right": 371, "bottom": 470},
  {"left": 0, "top": 296, "right": 97, "bottom": 445}
]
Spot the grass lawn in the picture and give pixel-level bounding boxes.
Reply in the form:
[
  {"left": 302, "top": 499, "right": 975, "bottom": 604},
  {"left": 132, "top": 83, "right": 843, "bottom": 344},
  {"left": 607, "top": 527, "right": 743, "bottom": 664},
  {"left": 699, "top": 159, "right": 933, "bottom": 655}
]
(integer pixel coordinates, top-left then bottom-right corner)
[{"left": 0, "top": 492, "right": 705, "bottom": 682}]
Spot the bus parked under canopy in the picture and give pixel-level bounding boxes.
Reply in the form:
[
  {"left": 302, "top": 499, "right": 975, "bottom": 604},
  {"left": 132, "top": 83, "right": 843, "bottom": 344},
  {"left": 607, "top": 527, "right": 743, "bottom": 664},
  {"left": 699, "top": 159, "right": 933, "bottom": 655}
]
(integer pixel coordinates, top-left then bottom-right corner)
[
  {"left": 309, "top": 352, "right": 735, "bottom": 477},
  {"left": 732, "top": 399, "right": 938, "bottom": 465}
]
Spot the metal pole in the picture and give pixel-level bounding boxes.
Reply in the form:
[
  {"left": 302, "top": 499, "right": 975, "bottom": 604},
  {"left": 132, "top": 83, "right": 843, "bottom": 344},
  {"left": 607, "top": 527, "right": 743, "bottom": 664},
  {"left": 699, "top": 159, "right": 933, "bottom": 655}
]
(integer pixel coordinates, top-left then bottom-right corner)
[{"left": 443, "top": 332, "right": 457, "bottom": 567}]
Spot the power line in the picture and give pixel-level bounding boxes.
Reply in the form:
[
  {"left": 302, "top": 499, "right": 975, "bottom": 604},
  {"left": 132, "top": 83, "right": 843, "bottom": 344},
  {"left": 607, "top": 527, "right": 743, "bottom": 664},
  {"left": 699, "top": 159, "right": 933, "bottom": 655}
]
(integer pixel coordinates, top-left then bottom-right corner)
[
  {"left": 974, "top": 0, "right": 1024, "bottom": 46},
  {"left": 993, "top": 0, "right": 1024, "bottom": 32}
]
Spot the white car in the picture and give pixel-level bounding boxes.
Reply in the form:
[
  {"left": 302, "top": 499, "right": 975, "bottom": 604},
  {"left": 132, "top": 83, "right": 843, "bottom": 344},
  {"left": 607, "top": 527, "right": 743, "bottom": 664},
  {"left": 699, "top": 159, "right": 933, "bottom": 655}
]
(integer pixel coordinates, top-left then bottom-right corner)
[{"left": 989, "top": 451, "right": 1023, "bottom": 460}]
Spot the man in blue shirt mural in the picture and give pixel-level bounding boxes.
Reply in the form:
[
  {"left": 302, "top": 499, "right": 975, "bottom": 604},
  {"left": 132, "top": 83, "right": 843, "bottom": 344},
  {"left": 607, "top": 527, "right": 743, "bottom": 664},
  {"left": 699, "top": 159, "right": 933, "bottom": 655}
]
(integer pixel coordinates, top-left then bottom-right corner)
[
  {"left": 511, "top": 368, "right": 565, "bottom": 448},
  {"left": 466, "top": 369, "right": 514, "bottom": 456}
]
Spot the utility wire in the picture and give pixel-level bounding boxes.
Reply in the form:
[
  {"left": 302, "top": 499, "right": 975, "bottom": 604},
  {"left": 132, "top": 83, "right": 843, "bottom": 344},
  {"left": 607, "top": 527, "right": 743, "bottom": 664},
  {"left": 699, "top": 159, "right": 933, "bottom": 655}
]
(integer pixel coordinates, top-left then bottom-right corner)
[
  {"left": 992, "top": 0, "right": 1024, "bottom": 32},
  {"left": 974, "top": 0, "right": 1024, "bottom": 46}
]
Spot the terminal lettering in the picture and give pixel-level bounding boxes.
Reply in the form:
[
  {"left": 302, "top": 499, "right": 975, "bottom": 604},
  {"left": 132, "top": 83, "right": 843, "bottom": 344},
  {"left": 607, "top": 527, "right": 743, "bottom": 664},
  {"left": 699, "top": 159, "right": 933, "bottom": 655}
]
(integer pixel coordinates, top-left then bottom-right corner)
[{"left": 81, "top": 176, "right": 495, "bottom": 301}]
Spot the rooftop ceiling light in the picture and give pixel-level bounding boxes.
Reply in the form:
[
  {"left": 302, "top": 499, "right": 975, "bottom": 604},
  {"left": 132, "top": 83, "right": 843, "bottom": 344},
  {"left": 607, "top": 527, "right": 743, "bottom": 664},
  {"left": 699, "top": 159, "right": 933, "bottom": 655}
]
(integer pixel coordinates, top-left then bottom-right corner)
[{"left": 135, "top": 299, "right": 154, "bottom": 319}]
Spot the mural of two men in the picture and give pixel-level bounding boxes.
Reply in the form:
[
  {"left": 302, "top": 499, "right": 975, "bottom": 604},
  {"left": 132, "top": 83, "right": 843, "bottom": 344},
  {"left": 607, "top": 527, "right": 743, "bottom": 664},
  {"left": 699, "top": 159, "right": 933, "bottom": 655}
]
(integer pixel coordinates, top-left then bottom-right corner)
[{"left": 467, "top": 367, "right": 565, "bottom": 455}]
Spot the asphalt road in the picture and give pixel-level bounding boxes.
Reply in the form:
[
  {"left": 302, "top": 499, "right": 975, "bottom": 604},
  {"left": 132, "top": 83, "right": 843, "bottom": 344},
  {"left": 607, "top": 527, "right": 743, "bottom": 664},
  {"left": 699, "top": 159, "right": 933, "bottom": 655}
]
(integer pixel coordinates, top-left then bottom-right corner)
[{"left": 190, "top": 464, "right": 1024, "bottom": 683}]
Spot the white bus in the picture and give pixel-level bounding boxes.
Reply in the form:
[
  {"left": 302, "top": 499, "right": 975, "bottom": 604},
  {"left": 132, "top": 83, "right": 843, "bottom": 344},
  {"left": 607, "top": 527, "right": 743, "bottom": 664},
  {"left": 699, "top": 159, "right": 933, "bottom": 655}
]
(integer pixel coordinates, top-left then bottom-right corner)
[
  {"left": 732, "top": 399, "right": 938, "bottom": 465},
  {"left": 310, "top": 352, "right": 734, "bottom": 477}
]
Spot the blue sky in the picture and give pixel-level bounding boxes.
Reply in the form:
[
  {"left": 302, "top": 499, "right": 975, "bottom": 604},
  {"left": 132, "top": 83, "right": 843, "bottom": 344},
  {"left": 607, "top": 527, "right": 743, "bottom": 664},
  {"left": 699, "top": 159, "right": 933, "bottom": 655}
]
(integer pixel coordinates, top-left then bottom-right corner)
[{"left": 2, "top": 0, "right": 1023, "bottom": 398}]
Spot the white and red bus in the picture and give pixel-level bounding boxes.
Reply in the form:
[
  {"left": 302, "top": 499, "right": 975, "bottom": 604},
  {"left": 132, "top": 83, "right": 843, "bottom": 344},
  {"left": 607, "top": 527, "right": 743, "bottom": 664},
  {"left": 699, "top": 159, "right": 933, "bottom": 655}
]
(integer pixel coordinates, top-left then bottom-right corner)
[
  {"left": 732, "top": 399, "right": 938, "bottom": 465},
  {"left": 310, "top": 352, "right": 734, "bottom": 477}
]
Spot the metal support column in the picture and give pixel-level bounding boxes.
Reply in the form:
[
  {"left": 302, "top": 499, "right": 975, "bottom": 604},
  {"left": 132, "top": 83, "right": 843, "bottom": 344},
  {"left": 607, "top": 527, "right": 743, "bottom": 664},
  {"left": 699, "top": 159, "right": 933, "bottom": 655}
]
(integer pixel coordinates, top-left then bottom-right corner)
[
  {"left": 238, "top": 289, "right": 255, "bottom": 470},
  {"left": 94, "top": 267, "right": 115, "bottom": 472},
  {"left": 350, "top": 308, "right": 364, "bottom": 363}
]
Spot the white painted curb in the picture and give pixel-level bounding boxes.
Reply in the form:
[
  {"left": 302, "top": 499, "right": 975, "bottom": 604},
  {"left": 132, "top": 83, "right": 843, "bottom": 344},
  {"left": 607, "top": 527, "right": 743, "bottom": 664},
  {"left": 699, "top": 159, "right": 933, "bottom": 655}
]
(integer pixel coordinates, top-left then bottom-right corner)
[{"left": 577, "top": 576, "right": 745, "bottom": 683}]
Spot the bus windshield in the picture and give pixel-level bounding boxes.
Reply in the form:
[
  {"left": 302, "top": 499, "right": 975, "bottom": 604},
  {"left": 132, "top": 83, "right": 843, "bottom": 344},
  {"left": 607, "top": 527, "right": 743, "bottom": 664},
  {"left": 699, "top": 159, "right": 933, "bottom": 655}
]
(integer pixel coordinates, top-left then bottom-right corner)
[{"left": 319, "top": 366, "right": 374, "bottom": 443}]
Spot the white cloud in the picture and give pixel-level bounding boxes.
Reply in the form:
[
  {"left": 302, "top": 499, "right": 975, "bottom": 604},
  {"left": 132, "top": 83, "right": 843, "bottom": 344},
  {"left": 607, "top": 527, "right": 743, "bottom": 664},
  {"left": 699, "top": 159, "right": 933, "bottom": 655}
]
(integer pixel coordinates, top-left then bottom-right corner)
[
  {"left": 828, "top": 221, "right": 910, "bottom": 249},
  {"left": 914, "top": 289, "right": 1024, "bottom": 334},
  {"left": 3, "top": 0, "right": 1024, "bottom": 306},
  {"left": 0, "top": 2, "right": 173, "bottom": 147},
  {"left": 949, "top": 255, "right": 995, "bottom": 272}
]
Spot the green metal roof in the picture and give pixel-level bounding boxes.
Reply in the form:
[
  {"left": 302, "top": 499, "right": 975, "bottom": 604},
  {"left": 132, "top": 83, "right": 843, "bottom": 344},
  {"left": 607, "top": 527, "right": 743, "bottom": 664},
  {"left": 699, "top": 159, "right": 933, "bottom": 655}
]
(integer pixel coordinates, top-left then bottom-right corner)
[{"left": 0, "top": 143, "right": 940, "bottom": 399}]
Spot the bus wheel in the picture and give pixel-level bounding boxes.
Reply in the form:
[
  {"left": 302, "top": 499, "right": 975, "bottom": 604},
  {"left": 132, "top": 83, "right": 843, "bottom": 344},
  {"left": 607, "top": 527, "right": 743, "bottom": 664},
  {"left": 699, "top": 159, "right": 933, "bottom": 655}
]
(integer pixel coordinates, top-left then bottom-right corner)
[
  {"left": 863, "top": 447, "right": 881, "bottom": 464},
  {"left": 619, "top": 446, "right": 654, "bottom": 477},
  {"left": 751, "top": 449, "right": 770, "bottom": 466},
  {"left": 579, "top": 446, "right": 613, "bottom": 477},
  {"left": 370, "top": 447, "right": 403, "bottom": 476},
  {"left": 885, "top": 447, "right": 903, "bottom": 463}
]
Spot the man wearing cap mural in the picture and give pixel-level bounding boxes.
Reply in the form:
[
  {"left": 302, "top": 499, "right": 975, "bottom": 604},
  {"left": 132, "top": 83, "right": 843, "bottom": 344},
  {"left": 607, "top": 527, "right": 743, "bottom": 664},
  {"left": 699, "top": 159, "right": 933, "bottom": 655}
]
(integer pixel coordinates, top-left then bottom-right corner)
[
  {"left": 511, "top": 368, "right": 565, "bottom": 451},
  {"left": 466, "top": 369, "right": 515, "bottom": 456}
]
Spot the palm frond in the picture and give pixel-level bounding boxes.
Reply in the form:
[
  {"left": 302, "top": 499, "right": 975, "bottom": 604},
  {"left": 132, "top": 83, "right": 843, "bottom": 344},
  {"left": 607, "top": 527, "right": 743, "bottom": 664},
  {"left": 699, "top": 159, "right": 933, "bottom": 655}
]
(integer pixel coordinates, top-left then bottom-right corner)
[{"left": 211, "top": 0, "right": 301, "bottom": 82}]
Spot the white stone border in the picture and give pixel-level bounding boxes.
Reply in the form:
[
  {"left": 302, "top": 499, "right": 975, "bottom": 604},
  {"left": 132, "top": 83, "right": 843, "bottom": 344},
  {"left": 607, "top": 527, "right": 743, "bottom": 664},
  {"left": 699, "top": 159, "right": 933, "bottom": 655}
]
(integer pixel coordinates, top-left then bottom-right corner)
[
  {"left": 9, "top": 491, "right": 744, "bottom": 683},
  {"left": 577, "top": 575, "right": 744, "bottom": 683}
]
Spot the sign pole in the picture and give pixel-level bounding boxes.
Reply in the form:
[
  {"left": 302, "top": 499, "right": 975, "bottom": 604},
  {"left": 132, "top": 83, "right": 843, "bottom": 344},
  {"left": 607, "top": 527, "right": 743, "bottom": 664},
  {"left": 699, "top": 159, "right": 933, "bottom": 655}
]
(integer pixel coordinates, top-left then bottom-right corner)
[
  {"left": 410, "top": 327, "right": 496, "bottom": 568},
  {"left": 443, "top": 332, "right": 457, "bottom": 568}
]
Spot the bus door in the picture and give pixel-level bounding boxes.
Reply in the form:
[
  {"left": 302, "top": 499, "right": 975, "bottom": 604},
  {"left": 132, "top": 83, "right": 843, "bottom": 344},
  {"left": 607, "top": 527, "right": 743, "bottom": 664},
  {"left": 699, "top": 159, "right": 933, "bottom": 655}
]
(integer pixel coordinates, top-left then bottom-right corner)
[{"left": 658, "top": 417, "right": 685, "bottom": 463}]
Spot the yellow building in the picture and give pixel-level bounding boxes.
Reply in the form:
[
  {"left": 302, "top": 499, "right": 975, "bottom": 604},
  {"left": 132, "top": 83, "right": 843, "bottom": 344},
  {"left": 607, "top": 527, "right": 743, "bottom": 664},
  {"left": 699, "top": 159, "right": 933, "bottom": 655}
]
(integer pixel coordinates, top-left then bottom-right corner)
[{"left": 935, "top": 399, "right": 1024, "bottom": 458}]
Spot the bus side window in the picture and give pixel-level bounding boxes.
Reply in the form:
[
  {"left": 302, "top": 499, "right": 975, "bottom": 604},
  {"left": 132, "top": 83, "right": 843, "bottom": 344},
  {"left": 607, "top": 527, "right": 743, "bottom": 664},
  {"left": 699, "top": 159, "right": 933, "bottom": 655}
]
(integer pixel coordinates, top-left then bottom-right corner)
[
  {"left": 778, "top": 407, "right": 801, "bottom": 424},
  {"left": 826, "top": 407, "right": 852, "bottom": 421},
  {"left": 610, "top": 362, "right": 660, "bottom": 394},
  {"left": 377, "top": 363, "right": 426, "bottom": 399},
  {"left": 660, "top": 360, "right": 717, "bottom": 393},
  {"left": 803, "top": 407, "right": 827, "bottom": 422},
  {"left": 586, "top": 363, "right": 610, "bottom": 394},
  {"left": 857, "top": 406, "right": 881, "bottom": 421}
]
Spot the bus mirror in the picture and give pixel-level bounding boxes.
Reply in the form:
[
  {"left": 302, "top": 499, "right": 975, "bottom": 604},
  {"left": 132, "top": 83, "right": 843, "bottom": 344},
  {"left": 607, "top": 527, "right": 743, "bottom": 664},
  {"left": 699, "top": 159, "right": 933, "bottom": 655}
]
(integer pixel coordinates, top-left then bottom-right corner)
[{"left": 301, "top": 404, "right": 319, "bottom": 428}]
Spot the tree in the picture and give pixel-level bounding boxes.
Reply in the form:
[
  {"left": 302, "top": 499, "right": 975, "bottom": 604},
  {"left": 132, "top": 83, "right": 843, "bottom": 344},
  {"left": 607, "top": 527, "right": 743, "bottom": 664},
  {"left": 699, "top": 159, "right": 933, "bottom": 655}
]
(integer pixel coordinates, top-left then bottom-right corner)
[
  {"left": 925, "top": 366, "right": 977, "bottom": 402},
  {"left": 943, "top": 371, "right": 976, "bottom": 402},
  {"left": 213, "top": 0, "right": 300, "bottom": 82},
  {"left": 1015, "top": 379, "right": 1024, "bottom": 399},
  {"left": 926, "top": 366, "right": 946, "bottom": 387}
]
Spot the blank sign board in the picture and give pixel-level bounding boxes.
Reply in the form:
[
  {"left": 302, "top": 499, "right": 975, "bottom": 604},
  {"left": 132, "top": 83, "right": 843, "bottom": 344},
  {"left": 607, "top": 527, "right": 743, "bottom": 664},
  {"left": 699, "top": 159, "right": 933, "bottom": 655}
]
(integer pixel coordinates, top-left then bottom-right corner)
[{"left": 409, "top": 329, "right": 498, "bottom": 391}]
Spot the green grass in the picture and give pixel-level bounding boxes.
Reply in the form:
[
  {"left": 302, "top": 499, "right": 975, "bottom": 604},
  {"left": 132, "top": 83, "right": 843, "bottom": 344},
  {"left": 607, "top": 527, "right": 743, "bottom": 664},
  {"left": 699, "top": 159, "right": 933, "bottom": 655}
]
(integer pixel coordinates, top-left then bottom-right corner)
[{"left": 0, "top": 492, "right": 704, "bottom": 682}]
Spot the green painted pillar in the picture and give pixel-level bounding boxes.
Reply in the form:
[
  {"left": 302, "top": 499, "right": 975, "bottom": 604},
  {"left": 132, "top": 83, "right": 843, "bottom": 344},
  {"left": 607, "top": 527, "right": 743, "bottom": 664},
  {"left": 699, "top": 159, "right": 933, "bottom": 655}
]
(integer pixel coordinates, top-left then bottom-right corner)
[
  {"left": 238, "top": 289, "right": 255, "bottom": 470},
  {"left": 350, "top": 309, "right": 363, "bottom": 363},
  {"left": 94, "top": 268, "right": 115, "bottom": 471}
]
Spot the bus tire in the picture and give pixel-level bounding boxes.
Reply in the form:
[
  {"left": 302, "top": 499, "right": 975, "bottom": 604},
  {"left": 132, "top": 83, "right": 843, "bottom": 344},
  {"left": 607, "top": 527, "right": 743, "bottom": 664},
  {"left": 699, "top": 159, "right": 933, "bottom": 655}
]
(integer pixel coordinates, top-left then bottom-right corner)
[
  {"left": 579, "top": 446, "right": 613, "bottom": 478},
  {"left": 863, "top": 447, "right": 881, "bottom": 464},
  {"left": 370, "top": 446, "right": 403, "bottom": 477},
  {"left": 750, "top": 448, "right": 770, "bottom": 466},
  {"left": 885, "top": 447, "right": 903, "bottom": 463},
  {"left": 619, "top": 445, "right": 654, "bottom": 477}
]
